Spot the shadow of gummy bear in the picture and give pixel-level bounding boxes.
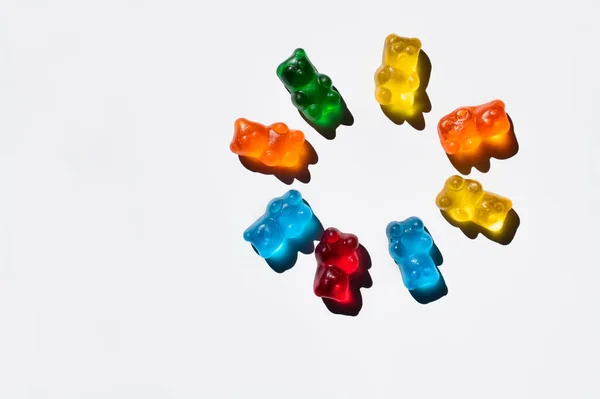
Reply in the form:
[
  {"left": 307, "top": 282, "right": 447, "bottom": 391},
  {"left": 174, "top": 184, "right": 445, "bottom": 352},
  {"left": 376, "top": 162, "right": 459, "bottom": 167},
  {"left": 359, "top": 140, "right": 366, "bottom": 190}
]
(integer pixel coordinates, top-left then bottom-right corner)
[
  {"left": 380, "top": 50, "right": 432, "bottom": 131},
  {"left": 238, "top": 141, "right": 319, "bottom": 185},
  {"left": 321, "top": 244, "right": 373, "bottom": 316},
  {"left": 445, "top": 114, "right": 520, "bottom": 175},
  {"left": 440, "top": 208, "right": 521, "bottom": 246}
]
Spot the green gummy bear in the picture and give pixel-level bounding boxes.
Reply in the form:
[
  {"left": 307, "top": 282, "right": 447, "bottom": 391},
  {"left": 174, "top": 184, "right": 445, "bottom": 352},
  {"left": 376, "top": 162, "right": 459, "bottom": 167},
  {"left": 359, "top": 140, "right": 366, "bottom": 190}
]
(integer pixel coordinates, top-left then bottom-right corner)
[{"left": 276, "top": 48, "right": 343, "bottom": 129}]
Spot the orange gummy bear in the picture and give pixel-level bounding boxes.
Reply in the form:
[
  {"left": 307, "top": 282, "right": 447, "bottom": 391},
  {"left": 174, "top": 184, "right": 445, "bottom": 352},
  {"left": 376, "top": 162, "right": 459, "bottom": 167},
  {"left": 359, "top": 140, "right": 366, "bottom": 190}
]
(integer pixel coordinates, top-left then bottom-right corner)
[
  {"left": 438, "top": 100, "right": 510, "bottom": 155},
  {"left": 230, "top": 118, "right": 306, "bottom": 168}
]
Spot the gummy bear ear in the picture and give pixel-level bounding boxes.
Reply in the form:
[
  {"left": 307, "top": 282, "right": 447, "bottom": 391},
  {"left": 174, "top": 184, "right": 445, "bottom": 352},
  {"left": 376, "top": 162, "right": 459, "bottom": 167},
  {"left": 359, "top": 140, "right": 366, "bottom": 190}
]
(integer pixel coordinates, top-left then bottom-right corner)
[
  {"left": 436, "top": 195, "right": 452, "bottom": 210},
  {"left": 323, "top": 228, "right": 340, "bottom": 243},
  {"left": 456, "top": 108, "right": 471, "bottom": 121},
  {"left": 385, "top": 33, "right": 398, "bottom": 45},
  {"left": 270, "top": 122, "right": 288, "bottom": 134},
  {"left": 284, "top": 189, "right": 302, "bottom": 205},
  {"left": 243, "top": 229, "right": 252, "bottom": 242},
  {"left": 276, "top": 62, "right": 287, "bottom": 78},
  {"left": 386, "top": 222, "right": 403, "bottom": 238},
  {"left": 489, "top": 99, "right": 505, "bottom": 110},
  {"left": 293, "top": 48, "right": 307, "bottom": 59},
  {"left": 447, "top": 175, "right": 465, "bottom": 190},
  {"left": 268, "top": 199, "right": 283, "bottom": 214},
  {"left": 439, "top": 118, "right": 454, "bottom": 134},
  {"left": 407, "top": 217, "right": 424, "bottom": 231},
  {"left": 234, "top": 118, "right": 250, "bottom": 132},
  {"left": 344, "top": 235, "right": 359, "bottom": 249},
  {"left": 408, "top": 37, "right": 422, "bottom": 50}
]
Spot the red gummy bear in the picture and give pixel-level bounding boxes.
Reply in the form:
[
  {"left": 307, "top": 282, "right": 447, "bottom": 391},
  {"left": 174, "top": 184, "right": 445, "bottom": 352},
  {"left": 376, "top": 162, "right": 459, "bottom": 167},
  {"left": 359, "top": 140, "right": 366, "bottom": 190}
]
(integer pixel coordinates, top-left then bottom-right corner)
[
  {"left": 313, "top": 228, "right": 361, "bottom": 304},
  {"left": 313, "top": 265, "right": 350, "bottom": 303},
  {"left": 315, "top": 228, "right": 360, "bottom": 274}
]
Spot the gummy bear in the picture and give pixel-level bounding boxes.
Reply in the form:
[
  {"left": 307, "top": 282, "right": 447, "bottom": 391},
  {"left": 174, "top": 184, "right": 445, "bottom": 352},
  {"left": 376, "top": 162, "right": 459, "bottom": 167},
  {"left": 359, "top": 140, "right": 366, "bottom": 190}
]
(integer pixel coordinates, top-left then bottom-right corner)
[
  {"left": 314, "top": 228, "right": 360, "bottom": 274},
  {"left": 438, "top": 100, "right": 510, "bottom": 155},
  {"left": 435, "top": 175, "right": 512, "bottom": 232},
  {"left": 386, "top": 217, "right": 440, "bottom": 291},
  {"left": 313, "top": 265, "right": 351, "bottom": 303},
  {"left": 244, "top": 190, "right": 313, "bottom": 259},
  {"left": 374, "top": 35, "right": 422, "bottom": 110},
  {"left": 277, "top": 48, "right": 343, "bottom": 128},
  {"left": 230, "top": 118, "right": 305, "bottom": 168},
  {"left": 313, "top": 228, "right": 362, "bottom": 304}
]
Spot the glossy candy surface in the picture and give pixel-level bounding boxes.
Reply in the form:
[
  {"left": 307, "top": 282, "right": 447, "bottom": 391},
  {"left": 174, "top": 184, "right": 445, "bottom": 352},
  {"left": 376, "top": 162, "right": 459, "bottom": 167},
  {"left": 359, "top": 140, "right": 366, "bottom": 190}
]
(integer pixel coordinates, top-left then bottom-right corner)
[
  {"left": 244, "top": 190, "right": 313, "bottom": 259},
  {"left": 438, "top": 100, "right": 510, "bottom": 155},
  {"left": 374, "top": 35, "right": 422, "bottom": 110},
  {"left": 230, "top": 118, "right": 305, "bottom": 168},
  {"left": 436, "top": 176, "right": 512, "bottom": 232},
  {"left": 315, "top": 228, "right": 360, "bottom": 274},
  {"left": 314, "top": 265, "right": 351, "bottom": 303},
  {"left": 313, "top": 228, "right": 361, "bottom": 303},
  {"left": 277, "top": 48, "right": 343, "bottom": 128},
  {"left": 386, "top": 217, "right": 440, "bottom": 291}
]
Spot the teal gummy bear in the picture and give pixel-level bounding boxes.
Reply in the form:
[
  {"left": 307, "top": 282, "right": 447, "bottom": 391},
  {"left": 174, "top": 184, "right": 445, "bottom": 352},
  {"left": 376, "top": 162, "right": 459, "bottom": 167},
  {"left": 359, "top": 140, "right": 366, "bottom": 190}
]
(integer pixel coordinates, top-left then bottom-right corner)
[
  {"left": 244, "top": 189, "right": 313, "bottom": 259},
  {"left": 386, "top": 217, "right": 440, "bottom": 291},
  {"left": 277, "top": 48, "right": 343, "bottom": 129}
]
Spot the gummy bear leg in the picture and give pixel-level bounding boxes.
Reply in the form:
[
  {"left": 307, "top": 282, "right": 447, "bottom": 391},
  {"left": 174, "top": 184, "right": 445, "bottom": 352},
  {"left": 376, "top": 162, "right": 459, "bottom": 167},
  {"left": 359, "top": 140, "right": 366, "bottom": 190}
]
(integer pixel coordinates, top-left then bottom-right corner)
[
  {"left": 280, "top": 152, "right": 299, "bottom": 168},
  {"left": 375, "top": 87, "right": 392, "bottom": 105},
  {"left": 305, "top": 104, "right": 323, "bottom": 121},
  {"left": 260, "top": 151, "right": 279, "bottom": 167},
  {"left": 399, "top": 92, "right": 415, "bottom": 109},
  {"left": 325, "top": 90, "right": 340, "bottom": 105}
]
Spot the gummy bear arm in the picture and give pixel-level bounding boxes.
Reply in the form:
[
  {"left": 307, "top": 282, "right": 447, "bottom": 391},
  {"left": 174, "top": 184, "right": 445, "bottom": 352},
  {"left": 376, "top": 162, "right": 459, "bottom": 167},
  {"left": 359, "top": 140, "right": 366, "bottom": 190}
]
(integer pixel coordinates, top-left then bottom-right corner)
[
  {"left": 292, "top": 91, "right": 309, "bottom": 108},
  {"left": 318, "top": 73, "right": 332, "bottom": 89},
  {"left": 420, "top": 234, "right": 434, "bottom": 252},
  {"left": 375, "top": 66, "right": 392, "bottom": 84}
]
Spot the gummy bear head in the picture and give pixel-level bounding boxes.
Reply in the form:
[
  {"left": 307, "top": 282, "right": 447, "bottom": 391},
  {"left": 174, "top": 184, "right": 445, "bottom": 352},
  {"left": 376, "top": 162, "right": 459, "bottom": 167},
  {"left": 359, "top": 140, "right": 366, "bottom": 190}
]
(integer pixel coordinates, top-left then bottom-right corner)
[
  {"left": 474, "top": 100, "right": 510, "bottom": 138},
  {"left": 383, "top": 34, "right": 422, "bottom": 70},
  {"left": 386, "top": 217, "right": 432, "bottom": 260},
  {"left": 323, "top": 228, "right": 358, "bottom": 250},
  {"left": 315, "top": 228, "right": 360, "bottom": 274},
  {"left": 438, "top": 107, "right": 482, "bottom": 155},
  {"left": 277, "top": 48, "right": 318, "bottom": 90},
  {"left": 243, "top": 216, "right": 284, "bottom": 259},
  {"left": 317, "top": 227, "right": 359, "bottom": 255},
  {"left": 268, "top": 190, "right": 313, "bottom": 239},
  {"left": 230, "top": 118, "right": 269, "bottom": 158},
  {"left": 435, "top": 176, "right": 483, "bottom": 223}
]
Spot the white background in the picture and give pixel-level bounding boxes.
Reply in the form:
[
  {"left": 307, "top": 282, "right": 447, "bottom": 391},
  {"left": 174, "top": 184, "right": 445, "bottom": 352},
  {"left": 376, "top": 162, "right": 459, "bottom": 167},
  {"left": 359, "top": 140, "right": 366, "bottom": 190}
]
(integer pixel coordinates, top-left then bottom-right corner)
[{"left": 1, "top": 0, "right": 599, "bottom": 397}]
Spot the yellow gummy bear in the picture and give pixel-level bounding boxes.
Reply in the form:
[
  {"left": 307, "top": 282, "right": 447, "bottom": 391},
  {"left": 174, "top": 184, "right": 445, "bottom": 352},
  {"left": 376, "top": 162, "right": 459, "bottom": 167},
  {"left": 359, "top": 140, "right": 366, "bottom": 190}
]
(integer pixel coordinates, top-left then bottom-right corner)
[
  {"left": 374, "top": 34, "right": 422, "bottom": 110},
  {"left": 435, "top": 176, "right": 513, "bottom": 232}
]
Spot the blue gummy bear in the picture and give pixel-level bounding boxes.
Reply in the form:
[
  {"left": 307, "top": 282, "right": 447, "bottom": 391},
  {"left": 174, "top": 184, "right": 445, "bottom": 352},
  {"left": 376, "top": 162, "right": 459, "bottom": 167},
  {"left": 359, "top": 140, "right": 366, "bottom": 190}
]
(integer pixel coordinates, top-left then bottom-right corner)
[
  {"left": 244, "top": 189, "right": 313, "bottom": 259},
  {"left": 386, "top": 217, "right": 440, "bottom": 291}
]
